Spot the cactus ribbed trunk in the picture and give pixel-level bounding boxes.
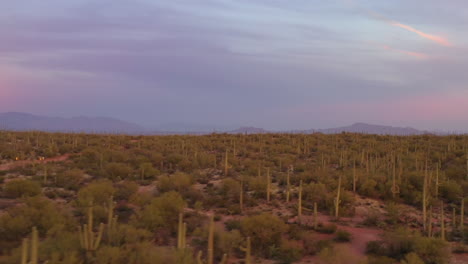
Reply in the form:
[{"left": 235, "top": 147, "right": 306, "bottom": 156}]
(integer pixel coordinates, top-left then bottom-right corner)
[
  {"left": 79, "top": 204, "right": 104, "bottom": 251},
  {"left": 286, "top": 168, "right": 291, "bottom": 202},
  {"left": 31, "top": 227, "right": 38, "bottom": 264},
  {"left": 423, "top": 168, "right": 428, "bottom": 233},
  {"left": 21, "top": 227, "right": 38, "bottom": 264},
  {"left": 298, "top": 180, "right": 303, "bottom": 220},
  {"left": 177, "top": 213, "right": 185, "bottom": 249},
  {"left": 107, "top": 197, "right": 117, "bottom": 244},
  {"left": 240, "top": 179, "right": 244, "bottom": 213},
  {"left": 391, "top": 155, "right": 399, "bottom": 199},
  {"left": 428, "top": 206, "right": 433, "bottom": 237},
  {"left": 240, "top": 237, "right": 251, "bottom": 264},
  {"left": 266, "top": 168, "right": 271, "bottom": 202},
  {"left": 435, "top": 163, "right": 439, "bottom": 198},
  {"left": 21, "top": 238, "right": 28, "bottom": 264},
  {"left": 314, "top": 202, "right": 318, "bottom": 229},
  {"left": 452, "top": 207, "right": 457, "bottom": 231},
  {"left": 224, "top": 149, "right": 228, "bottom": 177},
  {"left": 334, "top": 176, "right": 342, "bottom": 219},
  {"left": 353, "top": 160, "right": 357, "bottom": 193},
  {"left": 461, "top": 198, "right": 465, "bottom": 231}
]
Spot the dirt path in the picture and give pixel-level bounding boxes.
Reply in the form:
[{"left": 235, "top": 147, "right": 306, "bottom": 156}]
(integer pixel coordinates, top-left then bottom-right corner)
[{"left": 0, "top": 154, "right": 71, "bottom": 171}]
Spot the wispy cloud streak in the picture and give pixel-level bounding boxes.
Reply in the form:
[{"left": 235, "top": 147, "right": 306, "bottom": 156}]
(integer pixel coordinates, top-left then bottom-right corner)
[
  {"left": 390, "top": 22, "right": 451, "bottom": 47},
  {"left": 383, "top": 45, "right": 429, "bottom": 59},
  {"left": 366, "top": 9, "right": 451, "bottom": 47}
]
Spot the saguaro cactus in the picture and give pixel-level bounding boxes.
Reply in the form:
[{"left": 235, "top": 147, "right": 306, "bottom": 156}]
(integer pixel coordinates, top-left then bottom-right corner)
[
  {"left": 240, "top": 179, "right": 244, "bottom": 213},
  {"left": 240, "top": 237, "right": 251, "bottom": 264},
  {"left": 177, "top": 213, "right": 187, "bottom": 249},
  {"left": 298, "top": 180, "right": 303, "bottom": 221},
  {"left": 452, "top": 207, "right": 457, "bottom": 231},
  {"left": 21, "top": 227, "right": 38, "bottom": 264},
  {"left": 286, "top": 166, "right": 291, "bottom": 202},
  {"left": 197, "top": 215, "right": 215, "bottom": 264},
  {"left": 78, "top": 205, "right": 104, "bottom": 251},
  {"left": 391, "top": 156, "right": 399, "bottom": 199},
  {"left": 107, "top": 197, "right": 118, "bottom": 244},
  {"left": 428, "top": 206, "right": 433, "bottom": 237},
  {"left": 224, "top": 149, "right": 229, "bottom": 177},
  {"left": 314, "top": 202, "right": 318, "bottom": 229},
  {"left": 435, "top": 163, "right": 440, "bottom": 198},
  {"left": 334, "top": 176, "right": 342, "bottom": 219},
  {"left": 461, "top": 198, "right": 465, "bottom": 231},
  {"left": 352, "top": 160, "right": 357, "bottom": 193},
  {"left": 423, "top": 168, "right": 428, "bottom": 233},
  {"left": 266, "top": 168, "right": 271, "bottom": 202}
]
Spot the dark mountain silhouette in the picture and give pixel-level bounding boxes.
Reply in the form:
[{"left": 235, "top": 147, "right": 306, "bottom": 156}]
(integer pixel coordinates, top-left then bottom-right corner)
[
  {"left": 0, "top": 113, "right": 432, "bottom": 135},
  {"left": 0, "top": 112, "right": 145, "bottom": 134},
  {"left": 228, "top": 127, "right": 269, "bottom": 134},
  {"left": 307, "top": 122, "right": 428, "bottom": 135}
]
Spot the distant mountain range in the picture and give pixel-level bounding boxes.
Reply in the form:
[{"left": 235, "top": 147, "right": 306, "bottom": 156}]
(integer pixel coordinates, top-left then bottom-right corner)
[
  {"left": 308, "top": 122, "right": 429, "bottom": 136},
  {"left": 0, "top": 112, "right": 435, "bottom": 135},
  {"left": 0, "top": 112, "right": 145, "bottom": 134}
]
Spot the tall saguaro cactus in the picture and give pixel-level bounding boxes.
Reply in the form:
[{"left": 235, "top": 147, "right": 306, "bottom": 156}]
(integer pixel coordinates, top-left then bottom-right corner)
[
  {"left": 21, "top": 227, "right": 38, "bottom": 264},
  {"left": 177, "top": 213, "right": 187, "bottom": 249},
  {"left": 78, "top": 205, "right": 104, "bottom": 251},
  {"left": 240, "top": 179, "right": 244, "bottom": 213},
  {"left": 423, "top": 168, "right": 428, "bottom": 233},
  {"left": 313, "top": 202, "right": 318, "bottom": 229},
  {"left": 266, "top": 168, "right": 271, "bottom": 202},
  {"left": 240, "top": 237, "right": 251, "bottom": 264},
  {"left": 298, "top": 180, "right": 303, "bottom": 221},
  {"left": 107, "top": 197, "right": 118, "bottom": 244},
  {"left": 197, "top": 215, "right": 215, "bottom": 264},
  {"left": 286, "top": 166, "right": 291, "bottom": 202},
  {"left": 428, "top": 206, "right": 433, "bottom": 237},
  {"left": 391, "top": 155, "right": 399, "bottom": 199},
  {"left": 352, "top": 160, "right": 357, "bottom": 193},
  {"left": 461, "top": 198, "right": 465, "bottom": 231},
  {"left": 334, "top": 176, "right": 342, "bottom": 219},
  {"left": 224, "top": 149, "right": 229, "bottom": 177}
]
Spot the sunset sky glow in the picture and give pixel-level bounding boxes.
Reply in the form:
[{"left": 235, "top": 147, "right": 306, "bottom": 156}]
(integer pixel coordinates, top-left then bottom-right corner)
[{"left": 1, "top": 0, "right": 467, "bottom": 131}]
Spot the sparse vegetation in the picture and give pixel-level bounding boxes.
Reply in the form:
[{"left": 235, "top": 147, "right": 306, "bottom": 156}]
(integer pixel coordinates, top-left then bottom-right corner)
[{"left": 0, "top": 131, "right": 466, "bottom": 263}]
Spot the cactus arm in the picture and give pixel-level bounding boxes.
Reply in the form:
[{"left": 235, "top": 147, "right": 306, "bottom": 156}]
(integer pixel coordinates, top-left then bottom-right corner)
[
  {"left": 197, "top": 251, "right": 204, "bottom": 264},
  {"left": 83, "top": 224, "right": 89, "bottom": 250},
  {"left": 93, "top": 223, "right": 104, "bottom": 250},
  {"left": 21, "top": 238, "right": 28, "bottom": 264},
  {"left": 220, "top": 254, "right": 227, "bottom": 264}
]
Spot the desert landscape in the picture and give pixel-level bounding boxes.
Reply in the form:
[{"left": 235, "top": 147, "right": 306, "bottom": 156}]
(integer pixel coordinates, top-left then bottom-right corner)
[
  {"left": 1, "top": 1, "right": 467, "bottom": 263},
  {"left": 0, "top": 131, "right": 466, "bottom": 264}
]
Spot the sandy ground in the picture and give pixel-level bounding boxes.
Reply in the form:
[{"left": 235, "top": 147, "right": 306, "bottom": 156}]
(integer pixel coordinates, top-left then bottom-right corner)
[{"left": 0, "top": 154, "right": 70, "bottom": 171}]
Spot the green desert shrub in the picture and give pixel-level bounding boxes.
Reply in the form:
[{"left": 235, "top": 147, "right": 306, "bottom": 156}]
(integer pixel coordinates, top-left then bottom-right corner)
[
  {"left": 3, "top": 179, "right": 41, "bottom": 198},
  {"left": 241, "top": 213, "right": 288, "bottom": 257},
  {"left": 334, "top": 230, "right": 352, "bottom": 242},
  {"left": 136, "top": 191, "right": 186, "bottom": 233},
  {"left": 366, "top": 228, "right": 450, "bottom": 264}
]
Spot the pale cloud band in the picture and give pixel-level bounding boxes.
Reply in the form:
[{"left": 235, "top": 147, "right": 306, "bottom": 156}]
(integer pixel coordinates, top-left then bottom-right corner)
[{"left": 390, "top": 22, "right": 451, "bottom": 47}]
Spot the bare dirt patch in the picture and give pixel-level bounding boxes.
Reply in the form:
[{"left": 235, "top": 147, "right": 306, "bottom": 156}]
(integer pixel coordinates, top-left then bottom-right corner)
[{"left": 0, "top": 154, "right": 71, "bottom": 171}]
